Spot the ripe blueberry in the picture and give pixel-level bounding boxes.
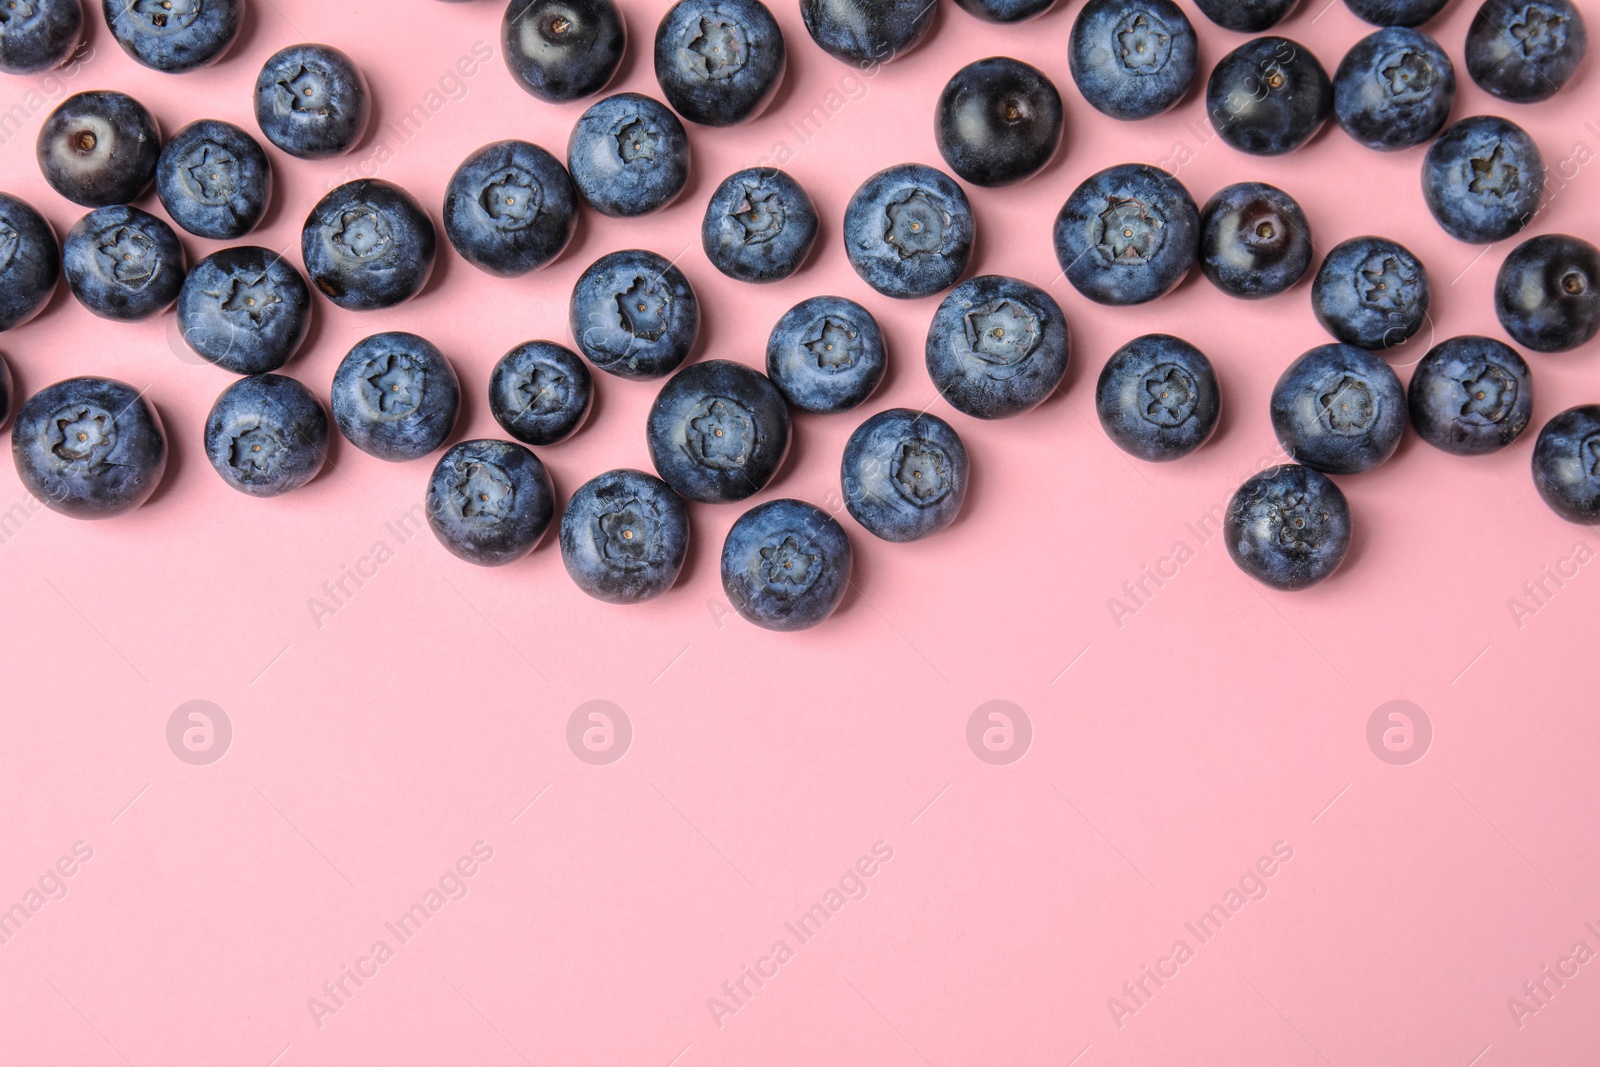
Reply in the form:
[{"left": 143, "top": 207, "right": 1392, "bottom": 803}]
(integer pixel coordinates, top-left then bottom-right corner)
[
  {"left": 1407, "top": 335, "right": 1533, "bottom": 455},
  {"left": 570, "top": 248, "right": 699, "bottom": 379},
  {"left": 654, "top": 0, "right": 785, "bottom": 126},
  {"left": 37, "top": 90, "right": 160, "bottom": 207},
  {"left": 702, "top": 167, "right": 818, "bottom": 283},
  {"left": 1311, "top": 235, "right": 1430, "bottom": 349},
  {"left": 1333, "top": 27, "right": 1455, "bottom": 151},
  {"left": 1422, "top": 116, "right": 1544, "bottom": 244},
  {"left": 1207, "top": 37, "right": 1332, "bottom": 155},
  {"left": 156, "top": 120, "right": 272, "bottom": 240},
  {"left": 560, "top": 468, "right": 691, "bottom": 603},
  {"left": 843, "top": 163, "right": 974, "bottom": 299},
  {"left": 489, "top": 340, "right": 594, "bottom": 445},
  {"left": 841, "top": 408, "right": 969, "bottom": 542},
  {"left": 0, "top": 0, "right": 82, "bottom": 74},
  {"left": 1271, "top": 342, "right": 1406, "bottom": 474},
  {"left": 502, "top": 0, "right": 626, "bottom": 103},
  {"left": 721, "top": 498, "right": 851, "bottom": 631},
  {"left": 1191, "top": 0, "right": 1298, "bottom": 32},
  {"left": 1096, "top": 334, "right": 1220, "bottom": 461},
  {"left": 1532, "top": 405, "right": 1600, "bottom": 523},
  {"left": 102, "top": 0, "right": 240, "bottom": 72},
  {"left": 1198, "top": 181, "right": 1311, "bottom": 299},
  {"left": 0, "top": 192, "right": 60, "bottom": 332},
  {"left": 426, "top": 439, "right": 556, "bottom": 566},
  {"left": 1054, "top": 162, "right": 1199, "bottom": 305},
  {"left": 177, "top": 247, "right": 313, "bottom": 376},
  {"left": 1494, "top": 234, "right": 1600, "bottom": 352},
  {"left": 647, "top": 358, "right": 789, "bottom": 503},
  {"left": 800, "top": 0, "right": 935, "bottom": 66},
  {"left": 926, "top": 274, "right": 1070, "bottom": 419},
  {"left": 444, "top": 140, "right": 577, "bottom": 278},
  {"left": 1069, "top": 0, "right": 1197, "bottom": 121},
  {"left": 1466, "top": 0, "right": 1586, "bottom": 103},
  {"left": 935, "top": 56, "right": 1063, "bottom": 187},
  {"left": 567, "top": 92, "right": 690, "bottom": 217},
  {"left": 12, "top": 375, "right": 167, "bottom": 518},
  {"left": 204, "top": 374, "right": 329, "bottom": 497},
  {"left": 254, "top": 44, "right": 371, "bottom": 159},
  {"left": 331, "top": 332, "right": 460, "bottom": 462},
  {"left": 63, "top": 205, "right": 185, "bottom": 322},
  {"left": 1226, "top": 463, "right": 1351, "bottom": 590},
  {"left": 954, "top": 0, "right": 1056, "bottom": 22},
  {"left": 765, "top": 295, "right": 885, "bottom": 415},
  {"left": 302, "top": 179, "right": 437, "bottom": 311},
  {"left": 1344, "top": 0, "right": 1451, "bottom": 26}
]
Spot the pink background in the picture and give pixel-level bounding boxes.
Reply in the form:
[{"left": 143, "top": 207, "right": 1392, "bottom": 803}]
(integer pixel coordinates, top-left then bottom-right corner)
[{"left": 1, "top": 0, "right": 1598, "bottom": 1062}]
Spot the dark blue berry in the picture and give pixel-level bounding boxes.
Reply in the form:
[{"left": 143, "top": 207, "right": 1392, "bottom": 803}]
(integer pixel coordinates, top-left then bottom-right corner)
[
  {"left": 570, "top": 248, "right": 699, "bottom": 379},
  {"left": 925, "top": 274, "right": 1070, "bottom": 419},
  {"left": 254, "top": 44, "right": 371, "bottom": 159},
  {"left": 204, "top": 374, "right": 328, "bottom": 497},
  {"left": 0, "top": 192, "right": 60, "bottom": 332},
  {"left": 63, "top": 205, "right": 185, "bottom": 322},
  {"left": 156, "top": 119, "right": 272, "bottom": 240},
  {"left": 954, "top": 0, "right": 1055, "bottom": 21},
  {"left": 331, "top": 332, "right": 460, "bottom": 461},
  {"left": 1054, "top": 162, "right": 1198, "bottom": 305},
  {"left": 800, "top": 0, "right": 935, "bottom": 66},
  {"left": 765, "top": 295, "right": 885, "bottom": 414},
  {"left": 841, "top": 408, "right": 969, "bottom": 542},
  {"left": 1422, "top": 116, "right": 1543, "bottom": 243},
  {"left": 721, "top": 498, "right": 851, "bottom": 631},
  {"left": 1407, "top": 335, "right": 1532, "bottom": 455},
  {"left": 1344, "top": 0, "right": 1451, "bottom": 26},
  {"left": 1198, "top": 181, "right": 1311, "bottom": 299},
  {"left": 560, "top": 468, "right": 691, "bottom": 603},
  {"left": 177, "top": 247, "right": 312, "bottom": 376},
  {"left": 843, "top": 163, "right": 974, "bottom": 299},
  {"left": 1532, "top": 405, "right": 1600, "bottom": 522},
  {"left": 647, "top": 358, "right": 789, "bottom": 503},
  {"left": 1192, "top": 0, "right": 1298, "bottom": 32},
  {"left": 302, "top": 179, "right": 437, "bottom": 311},
  {"left": 489, "top": 340, "right": 593, "bottom": 445},
  {"left": 502, "top": 0, "right": 626, "bottom": 103},
  {"left": 654, "top": 0, "right": 785, "bottom": 126},
  {"left": 1311, "top": 236, "right": 1429, "bottom": 349},
  {"left": 1207, "top": 36, "right": 1331, "bottom": 155},
  {"left": 1466, "top": 0, "right": 1586, "bottom": 103},
  {"left": 426, "top": 439, "right": 555, "bottom": 566},
  {"left": 1271, "top": 342, "right": 1406, "bottom": 473},
  {"left": 11, "top": 376, "right": 167, "bottom": 518},
  {"left": 102, "top": 0, "right": 240, "bottom": 72},
  {"left": 1070, "top": 0, "right": 1197, "bottom": 121},
  {"left": 567, "top": 92, "right": 690, "bottom": 217},
  {"left": 935, "top": 56, "right": 1062, "bottom": 187},
  {"left": 1095, "top": 333, "right": 1220, "bottom": 460},
  {"left": 0, "top": 0, "right": 82, "bottom": 74},
  {"left": 702, "top": 167, "right": 817, "bottom": 283},
  {"left": 37, "top": 91, "right": 160, "bottom": 207},
  {"left": 1226, "top": 463, "right": 1351, "bottom": 590},
  {"left": 1333, "top": 27, "right": 1455, "bottom": 151},
  {"left": 1495, "top": 234, "right": 1600, "bottom": 352},
  {"left": 444, "top": 140, "right": 577, "bottom": 278}
]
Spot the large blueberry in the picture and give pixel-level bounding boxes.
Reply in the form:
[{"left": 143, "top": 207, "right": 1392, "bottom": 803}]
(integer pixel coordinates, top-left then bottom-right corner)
[
  {"left": 489, "top": 340, "right": 593, "bottom": 445},
  {"left": 1271, "top": 342, "right": 1406, "bottom": 474},
  {"left": 1466, "top": 0, "right": 1586, "bottom": 103},
  {"left": 102, "top": 0, "right": 241, "bottom": 72},
  {"left": 647, "top": 358, "right": 789, "bottom": 503},
  {"left": 702, "top": 167, "right": 817, "bottom": 283},
  {"left": 1207, "top": 37, "right": 1332, "bottom": 156},
  {"left": 254, "top": 44, "right": 371, "bottom": 159},
  {"left": 63, "top": 205, "right": 185, "bottom": 322},
  {"left": 1095, "top": 333, "right": 1220, "bottom": 461},
  {"left": 177, "top": 247, "right": 312, "bottom": 376},
  {"left": 935, "top": 57, "right": 1063, "bottom": 187},
  {"left": 426, "top": 439, "right": 556, "bottom": 566},
  {"left": 954, "top": 0, "right": 1055, "bottom": 21},
  {"left": 1407, "top": 335, "right": 1532, "bottom": 455},
  {"left": 567, "top": 92, "right": 690, "bottom": 217},
  {"left": 721, "top": 498, "right": 851, "bottom": 631},
  {"left": 0, "top": 192, "right": 60, "bottom": 332},
  {"left": 502, "top": 0, "right": 626, "bottom": 102},
  {"left": 1344, "top": 0, "right": 1451, "bottom": 25},
  {"left": 1054, "top": 162, "right": 1198, "bottom": 306},
  {"left": 302, "top": 179, "right": 437, "bottom": 311},
  {"left": 1423, "top": 116, "right": 1544, "bottom": 244},
  {"left": 331, "top": 332, "right": 460, "bottom": 461},
  {"left": 925, "top": 274, "right": 1070, "bottom": 419},
  {"left": 843, "top": 163, "right": 974, "bottom": 299},
  {"left": 156, "top": 120, "right": 273, "bottom": 240},
  {"left": 654, "top": 0, "right": 785, "bottom": 126},
  {"left": 800, "top": 0, "right": 935, "bottom": 65},
  {"left": 841, "top": 408, "right": 969, "bottom": 542},
  {"left": 1192, "top": 0, "right": 1297, "bottom": 31},
  {"left": 1333, "top": 27, "right": 1455, "bottom": 151},
  {"left": 1198, "top": 181, "right": 1311, "bottom": 299},
  {"left": 569, "top": 248, "right": 699, "bottom": 379},
  {"left": 560, "top": 468, "right": 691, "bottom": 602},
  {"left": 1070, "top": 0, "right": 1197, "bottom": 121},
  {"left": 36, "top": 91, "right": 160, "bottom": 207},
  {"left": 1494, "top": 234, "right": 1600, "bottom": 352},
  {"left": 444, "top": 140, "right": 577, "bottom": 278},
  {"left": 765, "top": 295, "right": 885, "bottom": 414},
  {"left": 1311, "top": 236, "right": 1429, "bottom": 349},
  {"left": 12, "top": 376, "right": 166, "bottom": 518},
  {"left": 1532, "top": 406, "right": 1600, "bottom": 523},
  {"left": 0, "top": 0, "right": 83, "bottom": 73},
  {"left": 1225, "top": 463, "right": 1351, "bottom": 590},
  {"left": 204, "top": 374, "right": 328, "bottom": 497}
]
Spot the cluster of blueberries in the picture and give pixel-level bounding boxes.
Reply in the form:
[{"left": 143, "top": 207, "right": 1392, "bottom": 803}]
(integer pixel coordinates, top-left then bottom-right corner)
[{"left": 0, "top": 0, "right": 1595, "bottom": 629}]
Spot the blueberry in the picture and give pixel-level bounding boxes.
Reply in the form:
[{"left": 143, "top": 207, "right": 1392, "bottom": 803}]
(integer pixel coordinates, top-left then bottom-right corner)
[
  {"left": 1225, "top": 463, "right": 1351, "bottom": 590},
  {"left": 0, "top": 192, "right": 60, "bottom": 332},
  {"left": 1198, "top": 182, "right": 1311, "bottom": 299},
  {"left": 489, "top": 340, "right": 593, "bottom": 445},
  {"left": 444, "top": 140, "right": 577, "bottom": 278},
  {"left": 11, "top": 376, "right": 166, "bottom": 519},
  {"left": 1070, "top": 0, "right": 1197, "bottom": 121},
  {"left": 426, "top": 439, "right": 555, "bottom": 566},
  {"left": 331, "top": 332, "right": 460, "bottom": 461},
  {"left": 720, "top": 498, "right": 851, "bottom": 631},
  {"left": 1333, "top": 27, "right": 1455, "bottom": 151},
  {"left": 1191, "top": 0, "right": 1298, "bottom": 32},
  {"left": 560, "top": 468, "right": 691, "bottom": 602},
  {"left": 954, "top": 0, "right": 1055, "bottom": 22},
  {"left": 702, "top": 167, "right": 818, "bottom": 283},
  {"left": 1532, "top": 405, "right": 1600, "bottom": 522},
  {"left": 63, "top": 205, "right": 185, "bottom": 322},
  {"left": 1343, "top": 0, "right": 1451, "bottom": 26},
  {"left": 647, "top": 358, "right": 789, "bottom": 503},
  {"left": 1422, "top": 118, "right": 1543, "bottom": 247},
  {"left": 935, "top": 57, "right": 1063, "bottom": 187},
  {"left": 177, "top": 247, "right": 313, "bottom": 376},
  {"left": 1095, "top": 333, "right": 1220, "bottom": 461},
  {"left": 843, "top": 163, "right": 974, "bottom": 299},
  {"left": 502, "top": 0, "right": 626, "bottom": 103},
  {"left": 925, "top": 274, "right": 1070, "bottom": 419},
  {"left": 1494, "top": 234, "right": 1600, "bottom": 352},
  {"left": 567, "top": 92, "right": 690, "bottom": 217},
  {"left": 841, "top": 407, "right": 969, "bottom": 542},
  {"left": 1206, "top": 37, "right": 1332, "bottom": 155},
  {"left": 569, "top": 248, "right": 699, "bottom": 379},
  {"left": 765, "top": 295, "right": 885, "bottom": 414},
  {"left": 1466, "top": 0, "right": 1586, "bottom": 103},
  {"left": 0, "top": 0, "right": 82, "bottom": 74},
  {"left": 1407, "top": 335, "right": 1532, "bottom": 455},
  {"left": 254, "top": 44, "right": 371, "bottom": 159},
  {"left": 102, "top": 0, "right": 241, "bottom": 72},
  {"left": 1270, "top": 342, "right": 1406, "bottom": 473},
  {"left": 1054, "top": 162, "right": 1198, "bottom": 305},
  {"left": 800, "top": 0, "right": 935, "bottom": 66},
  {"left": 36, "top": 91, "right": 160, "bottom": 207},
  {"left": 156, "top": 120, "right": 272, "bottom": 240},
  {"left": 204, "top": 374, "right": 328, "bottom": 497},
  {"left": 655, "top": 0, "right": 785, "bottom": 126},
  {"left": 1311, "top": 236, "right": 1429, "bottom": 349},
  {"left": 302, "top": 179, "right": 437, "bottom": 311}
]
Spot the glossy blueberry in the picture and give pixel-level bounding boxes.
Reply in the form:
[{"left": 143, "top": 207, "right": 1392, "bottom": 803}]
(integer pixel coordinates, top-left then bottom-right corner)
[
  {"left": 156, "top": 120, "right": 272, "bottom": 240},
  {"left": 1344, "top": 0, "right": 1451, "bottom": 26},
  {"left": 0, "top": 192, "right": 60, "bottom": 332},
  {"left": 654, "top": 0, "right": 785, "bottom": 126},
  {"left": 1311, "top": 236, "right": 1429, "bottom": 349},
  {"left": 560, "top": 468, "right": 691, "bottom": 602},
  {"left": 1070, "top": 0, "right": 1197, "bottom": 121},
  {"left": 1096, "top": 333, "right": 1220, "bottom": 460},
  {"left": 502, "top": 0, "right": 626, "bottom": 103},
  {"left": 36, "top": 91, "right": 160, "bottom": 207},
  {"left": 926, "top": 274, "right": 1070, "bottom": 419},
  {"left": 0, "top": 0, "right": 82, "bottom": 73},
  {"left": 1198, "top": 182, "right": 1311, "bottom": 299},
  {"left": 702, "top": 167, "right": 817, "bottom": 283},
  {"left": 721, "top": 498, "right": 851, "bottom": 631},
  {"left": 765, "top": 295, "right": 885, "bottom": 414},
  {"left": 647, "top": 358, "right": 789, "bottom": 503},
  {"left": 103, "top": 0, "right": 241, "bottom": 72},
  {"left": 1192, "top": 0, "right": 1298, "bottom": 31},
  {"left": 841, "top": 408, "right": 969, "bottom": 542},
  {"left": 177, "top": 247, "right": 312, "bottom": 376},
  {"left": 1207, "top": 37, "right": 1331, "bottom": 156},
  {"left": 1225, "top": 463, "right": 1351, "bottom": 590},
  {"left": 489, "top": 340, "right": 593, "bottom": 445},
  {"left": 843, "top": 163, "right": 973, "bottom": 299},
  {"left": 800, "top": 0, "right": 935, "bottom": 65},
  {"left": 1495, "top": 234, "right": 1600, "bottom": 352},
  {"left": 204, "top": 374, "right": 328, "bottom": 497},
  {"left": 1532, "top": 406, "right": 1600, "bottom": 522},
  {"left": 12, "top": 376, "right": 166, "bottom": 518},
  {"left": 1333, "top": 27, "right": 1455, "bottom": 151},
  {"left": 63, "top": 205, "right": 185, "bottom": 322},
  {"left": 1423, "top": 116, "right": 1544, "bottom": 244},
  {"left": 569, "top": 248, "right": 699, "bottom": 379},
  {"left": 254, "top": 44, "right": 371, "bottom": 159},
  {"left": 1271, "top": 342, "right": 1406, "bottom": 474},
  {"left": 1466, "top": 0, "right": 1586, "bottom": 103},
  {"left": 567, "top": 92, "right": 690, "bottom": 217},
  {"left": 444, "top": 140, "right": 577, "bottom": 278},
  {"left": 954, "top": 0, "right": 1055, "bottom": 21},
  {"left": 302, "top": 180, "right": 437, "bottom": 311},
  {"left": 0, "top": 353, "right": 11, "bottom": 431},
  {"left": 1407, "top": 335, "right": 1532, "bottom": 455},
  {"left": 935, "top": 57, "right": 1062, "bottom": 187},
  {"left": 331, "top": 332, "right": 460, "bottom": 461},
  {"left": 1054, "top": 163, "right": 1198, "bottom": 305},
  {"left": 426, "top": 439, "right": 555, "bottom": 566}
]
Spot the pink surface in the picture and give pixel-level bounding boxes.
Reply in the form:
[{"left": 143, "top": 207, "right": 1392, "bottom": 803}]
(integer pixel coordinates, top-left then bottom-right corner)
[{"left": 1, "top": 0, "right": 1598, "bottom": 1063}]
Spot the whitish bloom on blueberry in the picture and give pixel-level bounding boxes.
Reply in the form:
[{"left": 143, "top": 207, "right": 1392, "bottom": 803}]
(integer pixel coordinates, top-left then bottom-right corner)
[
  {"left": 687, "top": 397, "right": 755, "bottom": 470},
  {"left": 0, "top": 0, "right": 37, "bottom": 25},
  {"left": 731, "top": 183, "right": 787, "bottom": 243},
  {"left": 1510, "top": 4, "right": 1568, "bottom": 60},
  {"left": 893, "top": 440, "right": 951, "bottom": 505},
  {"left": 280, "top": 64, "right": 333, "bottom": 113},
  {"left": 1380, "top": 49, "right": 1436, "bottom": 98},
  {"left": 479, "top": 168, "right": 540, "bottom": 230},
  {"left": 217, "top": 273, "right": 282, "bottom": 326},
  {"left": 964, "top": 300, "right": 1041, "bottom": 365},
  {"left": 132, "top": 0, "right": 201, "bottom": 30},
  {"left": 1358, "top": 254, "right": 1412, "bottom": 310},
  {"left": 1320, "top": 374, "right": 1377, "bottom": 434},
  {"left": 183, "top": 144, "right": 239, "bottom": 203},
  {"left": 804, "top": 317, "right": 857, "bottom": 370},
  {"left": 331, "top": 206, "right": 391, "bottom": 260},
  {"left": 883, "top": 190, "right": 951, "bottom": 258},
  {"left": 451, "top": 460, "right": 515, "bottom": 521},
  {"left": 689, "top": 17, "right": 747, "bottom": 78},
  {"left": 228, "top": 424, "right": 286, "bottom": 477},
  {"left": 1117, "top": 12, "right": 1172, "bottom": 73}
]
